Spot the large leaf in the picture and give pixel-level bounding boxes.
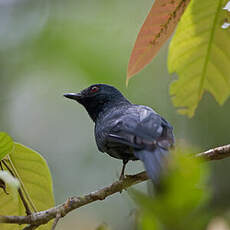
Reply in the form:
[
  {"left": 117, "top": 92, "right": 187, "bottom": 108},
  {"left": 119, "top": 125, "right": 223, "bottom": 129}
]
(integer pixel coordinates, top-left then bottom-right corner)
[
  {"left": 127, "top": 0, "right": 191, "bottom": 81},
  {"left": 0, "top": 171, "right": 20, "bottom": 198},
  {"left": 0, "top": 132, "right": 13, "bottom": 161},
  {"left": 0, "top": 143, "right": 54, "bottom": 230},
  {"left": 168, "top": 0, "right": 230, "bottom": 117}
]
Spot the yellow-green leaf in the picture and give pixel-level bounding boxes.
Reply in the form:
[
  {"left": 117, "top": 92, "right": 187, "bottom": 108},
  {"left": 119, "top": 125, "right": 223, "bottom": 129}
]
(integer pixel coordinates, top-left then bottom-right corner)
[
  {"left": 96, "top": 223, "right": 111, "bottom": 230},
  {"left": 0, "top": 132, "right": 13, "bottom": 161},
  {"left": 0, "top": 143, "right": 55, "bottom": 230},
  {"left": 168, "top": 0, "right": 230, "bottom": 117},
  {"left": 0, "top": 171, "right": 20, "bottom": 199},
  {"left": 140, "top": 213, "right": 159, "bottom": 230},
  {"left": 132, "top": 148, "right": 210, "bottom": 229}
]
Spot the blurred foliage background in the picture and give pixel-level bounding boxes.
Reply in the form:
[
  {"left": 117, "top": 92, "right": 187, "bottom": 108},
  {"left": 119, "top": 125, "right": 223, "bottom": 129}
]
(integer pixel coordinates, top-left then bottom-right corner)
[{"left": 0, "top": 0, "right": 230, "bottom": 229}]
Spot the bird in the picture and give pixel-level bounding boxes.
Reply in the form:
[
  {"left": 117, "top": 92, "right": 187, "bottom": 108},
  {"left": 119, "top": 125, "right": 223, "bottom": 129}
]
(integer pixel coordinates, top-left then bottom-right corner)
[{"left": 64, "top": 84, "right": 174, "bottom": 183}]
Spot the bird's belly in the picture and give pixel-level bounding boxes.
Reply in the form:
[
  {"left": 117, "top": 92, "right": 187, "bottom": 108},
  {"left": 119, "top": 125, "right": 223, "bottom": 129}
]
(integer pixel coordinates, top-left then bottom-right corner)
[{"left": 105, "top": 144, "right": 138, "bottom": 161}]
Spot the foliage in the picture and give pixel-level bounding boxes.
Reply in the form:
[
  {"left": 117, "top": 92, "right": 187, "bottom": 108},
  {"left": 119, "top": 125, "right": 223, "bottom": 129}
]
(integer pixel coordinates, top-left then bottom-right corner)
[
  {"left": 0, "top": 171, "right": 20, "bottom": 199},
  {"left": 127, "top": 0, "right": 190, "bottom": 81},
  {"left": 0, "top": 132, "right": 13, "bottom": 161},
  {"left": 168, "top": 0, "right": 230, "bottom": 117},
  {"left": 0, "top": 135, "right": 54, "bottom": 230},
  {"left": 96, "top": 223, "right": 111, "bottom": 230},
  {"left": 132, "top": 149, "right": 211, "bottom": 230},
  {"left": 0, "top": 0, "right": 229, "bottom": 229},
  {"left": 127, "top": 0, "right": 230, "bottom": 117}
]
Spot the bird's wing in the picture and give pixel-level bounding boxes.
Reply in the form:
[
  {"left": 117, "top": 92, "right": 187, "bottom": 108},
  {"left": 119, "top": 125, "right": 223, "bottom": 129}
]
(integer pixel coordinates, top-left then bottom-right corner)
[
  {"left": 106, "top": 106, "right": 174, "bottom": 150},
  {"left": 103, "top": 105, "right": 174, "bottom": 182}
]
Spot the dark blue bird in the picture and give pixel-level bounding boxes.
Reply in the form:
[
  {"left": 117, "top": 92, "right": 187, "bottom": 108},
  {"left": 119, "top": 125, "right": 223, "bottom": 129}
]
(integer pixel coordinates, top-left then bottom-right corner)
[{"left": 64, "top": 84, "right": 174, "bottom": 183}]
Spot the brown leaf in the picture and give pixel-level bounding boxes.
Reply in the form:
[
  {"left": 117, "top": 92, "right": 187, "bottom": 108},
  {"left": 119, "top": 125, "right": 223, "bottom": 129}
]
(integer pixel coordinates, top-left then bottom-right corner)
[{"left": 127, "top": 0, "right": 191, "bottom": 82}]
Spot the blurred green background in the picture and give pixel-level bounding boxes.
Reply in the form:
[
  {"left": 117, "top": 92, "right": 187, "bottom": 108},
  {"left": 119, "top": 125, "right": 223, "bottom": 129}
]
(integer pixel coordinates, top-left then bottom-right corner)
[{"left": 1, "top": 0, "right": 230, "bottom": 229}]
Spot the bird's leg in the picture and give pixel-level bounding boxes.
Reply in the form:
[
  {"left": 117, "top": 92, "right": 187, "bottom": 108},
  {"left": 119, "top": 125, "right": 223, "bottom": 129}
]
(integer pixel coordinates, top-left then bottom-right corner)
[{"left": 119, "top": 159, "right": 128, "bottom": 180}]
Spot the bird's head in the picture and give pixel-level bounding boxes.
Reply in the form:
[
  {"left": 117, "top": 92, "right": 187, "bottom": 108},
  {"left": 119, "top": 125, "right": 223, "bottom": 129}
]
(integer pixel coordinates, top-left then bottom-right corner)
[{"left": 64, "top": 84, "right": 129, "bottom": 121}]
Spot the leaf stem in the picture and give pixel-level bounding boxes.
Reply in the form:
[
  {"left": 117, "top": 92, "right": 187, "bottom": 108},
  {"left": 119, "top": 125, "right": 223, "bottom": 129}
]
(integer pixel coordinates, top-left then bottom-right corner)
[
  {"left": 2, "top": 160, "right": 32, "bottom": 215},
  {"left": 6, "top": 155, "right": 37, "bottom": 212}
]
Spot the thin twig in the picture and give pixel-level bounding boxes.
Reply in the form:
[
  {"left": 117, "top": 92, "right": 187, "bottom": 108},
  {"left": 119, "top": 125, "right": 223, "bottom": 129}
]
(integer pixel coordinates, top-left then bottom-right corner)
[
  {"left": 0, "top": 144, "right": 229, "bottom": 228},
  {"left": 18, "top": 189, "right": 32, "bottom": 215},
  {"left": 0, "top": 161, "right": 8, "bottom": 195},
  {"left": 7, "top": 155, "right": 37, "bottom": 212},
  {"left": 2, "top": 160, "right": 32, "bottom": 215},
  {"left": 195, "top": 144, "right": 230, "bottom": 160},
  {"left": 51, "top": 212, "right": 62, "bottom": 230},
  {"left": 0, "top": 161, "right": 3, "bottom": 171}
]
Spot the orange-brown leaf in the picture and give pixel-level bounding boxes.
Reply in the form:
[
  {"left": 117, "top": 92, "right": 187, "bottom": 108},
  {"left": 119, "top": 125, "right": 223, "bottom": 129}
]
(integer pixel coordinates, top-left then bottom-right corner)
[{"left": 127, "top": 0, "right": 190, "bottom": 82}]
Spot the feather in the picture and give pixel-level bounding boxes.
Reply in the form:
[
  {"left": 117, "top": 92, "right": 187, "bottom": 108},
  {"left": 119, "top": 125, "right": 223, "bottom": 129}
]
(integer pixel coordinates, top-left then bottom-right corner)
[{"left": 134, "top": 148, "right": 168, "bottom": 183}]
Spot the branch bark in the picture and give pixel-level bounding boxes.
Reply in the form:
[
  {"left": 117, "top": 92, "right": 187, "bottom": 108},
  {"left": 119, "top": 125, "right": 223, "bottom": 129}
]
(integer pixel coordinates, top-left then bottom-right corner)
[
  {"left": 0, "top": 144, "right": 230, "bottom": 228},
  {"left": 195, "top": 144, "right": 230, "bottom": 160}
]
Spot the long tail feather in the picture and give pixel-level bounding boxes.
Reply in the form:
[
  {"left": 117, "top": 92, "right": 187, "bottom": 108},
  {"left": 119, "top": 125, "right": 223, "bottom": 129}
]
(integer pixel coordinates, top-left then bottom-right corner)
[{"left": 134, "top": 148, "right": 168, "bottom": 183}]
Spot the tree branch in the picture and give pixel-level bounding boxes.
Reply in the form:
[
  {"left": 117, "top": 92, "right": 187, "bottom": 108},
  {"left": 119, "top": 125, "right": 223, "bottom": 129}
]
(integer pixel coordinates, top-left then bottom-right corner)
[
  {"left": 195, "top": 144, "right": 230, "bottom": 160},
  {"left": 22, "top": 224, "right": 39, "bottom": 230},
  {"left": 51, "top": 212, "right": 62, "bottom": 230},
  {"left": 0, "top": 144, "right": 229, "bottom": 228}
]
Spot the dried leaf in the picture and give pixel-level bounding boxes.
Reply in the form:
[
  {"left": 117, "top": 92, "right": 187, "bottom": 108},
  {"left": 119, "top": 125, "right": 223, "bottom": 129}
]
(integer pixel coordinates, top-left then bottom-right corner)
[{"left": 127, "top": 0, "right": 191, "bottom": 82}]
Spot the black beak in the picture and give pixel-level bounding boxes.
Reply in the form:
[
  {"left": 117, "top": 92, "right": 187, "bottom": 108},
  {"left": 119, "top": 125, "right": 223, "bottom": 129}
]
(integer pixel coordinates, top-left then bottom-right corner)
[{"left": 63, "top": 93, "right": 82, "bottom": 101}]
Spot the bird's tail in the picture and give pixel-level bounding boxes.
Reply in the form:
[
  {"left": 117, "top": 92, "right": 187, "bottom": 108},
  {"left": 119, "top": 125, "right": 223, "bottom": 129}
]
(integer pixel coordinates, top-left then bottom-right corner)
[{"left": 134, "top": 147, "right": 168, "bottom": 184}]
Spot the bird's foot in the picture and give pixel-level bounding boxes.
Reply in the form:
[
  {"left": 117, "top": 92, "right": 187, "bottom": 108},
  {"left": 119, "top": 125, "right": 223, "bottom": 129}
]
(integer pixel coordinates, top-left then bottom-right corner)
[
  {"left": 119, "top": 173, "right": 125, "bottom": 181},
  {"left": 119, "top": 160, "right": 128, "bottom": 181},
  {"left": 124, "top": 174, "right": 135, "bottom": 179}
]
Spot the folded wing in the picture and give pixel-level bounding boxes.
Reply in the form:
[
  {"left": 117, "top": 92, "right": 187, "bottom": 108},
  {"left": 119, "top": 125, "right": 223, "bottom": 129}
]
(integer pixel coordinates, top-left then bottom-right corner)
[{"left": 106, "top": 106, "right": 174, "bottom": 182}]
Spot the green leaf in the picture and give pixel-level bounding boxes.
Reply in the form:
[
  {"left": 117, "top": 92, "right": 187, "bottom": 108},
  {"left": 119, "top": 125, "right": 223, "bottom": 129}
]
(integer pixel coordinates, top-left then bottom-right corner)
[
  {"left": 0, "top": 143, "right": 55, "bottom": 230},
  {"left": 139, "top": 213, "right": 159, "bottom": 230},
  {"left": 96, "top": 223, "right": 111, "bottom": 230},
  {"left": 0, "top": 171, "right": 20, "bottom": 199},
  {"left": 168, "top": 0, "right": 230, "bottom": 117},
  {"left": 132, "top": 148, "right": 210, "bottom": 230},
  {"left": 0, "top": 132, "right": 14, "bottom": 161}
]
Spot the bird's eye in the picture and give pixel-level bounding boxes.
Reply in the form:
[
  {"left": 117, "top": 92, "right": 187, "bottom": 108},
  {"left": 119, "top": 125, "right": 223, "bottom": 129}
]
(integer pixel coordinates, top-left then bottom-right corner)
[{"left": 90, "top": 86, "right": 99, "bottom": 93}]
